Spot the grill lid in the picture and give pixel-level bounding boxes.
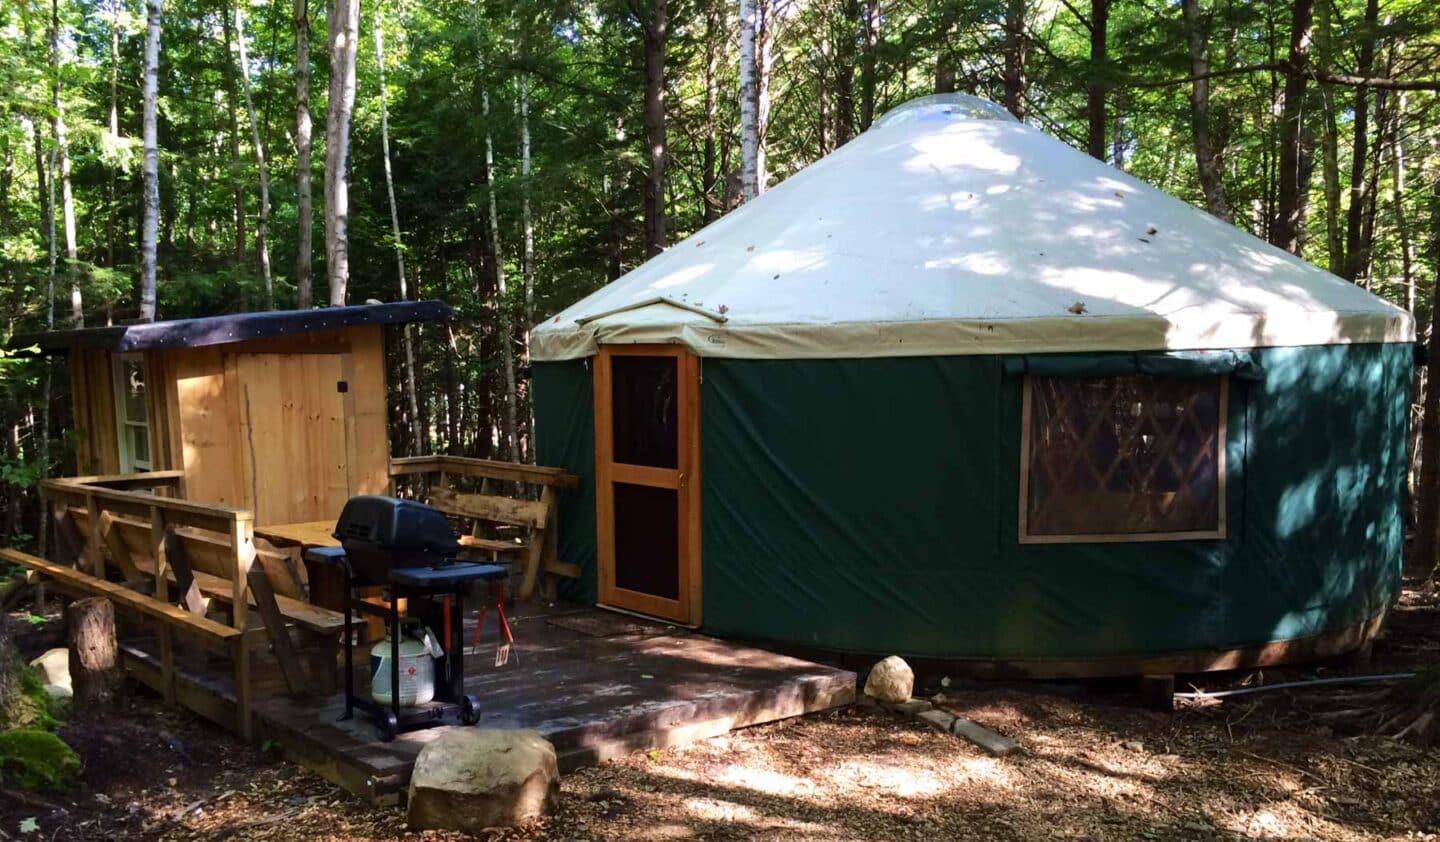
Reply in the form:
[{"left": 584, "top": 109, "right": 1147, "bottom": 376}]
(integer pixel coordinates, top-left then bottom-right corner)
[{"left": 333, "top": 495, "right": 460, "bottom": 556}]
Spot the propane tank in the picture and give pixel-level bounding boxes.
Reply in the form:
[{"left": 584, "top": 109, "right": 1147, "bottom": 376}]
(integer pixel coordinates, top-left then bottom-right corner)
[{"left": 371, "top": 619, "right": 443, "bottom": 707}]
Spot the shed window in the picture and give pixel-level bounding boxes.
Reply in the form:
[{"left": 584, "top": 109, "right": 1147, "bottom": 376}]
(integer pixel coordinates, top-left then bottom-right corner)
[
  {"left": 1020, "top": 375, "right": 1226, "bottom": 543},
  {"left": 112, "top": 354, "right": 152, "bottom": 472}
]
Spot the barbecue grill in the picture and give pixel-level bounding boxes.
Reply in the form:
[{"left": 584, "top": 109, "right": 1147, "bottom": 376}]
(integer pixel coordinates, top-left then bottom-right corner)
[
  {"left": 333, "top": 495, "right": 461, "bottom": 584},
  {"left": 307, "top": 495, "right": 507, "bottom": 741}
]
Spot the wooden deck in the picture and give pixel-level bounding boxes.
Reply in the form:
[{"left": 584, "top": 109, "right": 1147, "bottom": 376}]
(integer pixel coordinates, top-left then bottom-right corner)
[{"left": 118, "top": 602, "right": 856, "bottom": 804}]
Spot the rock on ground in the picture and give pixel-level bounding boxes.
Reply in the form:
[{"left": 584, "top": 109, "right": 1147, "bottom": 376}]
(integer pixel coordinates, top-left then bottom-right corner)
[
  {"left": 864, "top": 656, "right": 914, "bottom": 703},
  {"left": 29, "top": 649, "right": 71, "bottom": 700},
  {"left": 406, "top": 728, "right": 560, "bottom": 832}
]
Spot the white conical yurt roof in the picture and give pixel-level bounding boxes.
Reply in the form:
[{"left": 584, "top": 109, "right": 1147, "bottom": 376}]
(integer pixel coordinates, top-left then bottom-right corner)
[{"left": 531, "top": 94, "right": 1412, "bottom": 361}]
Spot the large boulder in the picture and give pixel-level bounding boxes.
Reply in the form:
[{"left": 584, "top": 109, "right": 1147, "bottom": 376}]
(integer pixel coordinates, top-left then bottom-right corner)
[
  {"left": 29, "top": 649, "right": 72, "bottom": 700},
  {"left": 864, "top": 656, "right": 914, "bottom": 703},
  {"left": 406, "top": 728, "right": 560, "bottom": 832}
]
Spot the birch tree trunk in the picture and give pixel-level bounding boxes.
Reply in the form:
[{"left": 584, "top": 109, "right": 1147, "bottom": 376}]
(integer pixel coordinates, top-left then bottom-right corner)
[
  {"left": 222, "top": 3, "right": 246, "bottom": 275},
  {"left": 139, "top": 0, "right": 162, "bottom": 322},
  {"left": 234, "top": 0, "right": 273, "bottom": 308},
  {"left": 106, "top": 8, "right": 120, "bottom": 277},
  {"left": 1002, "top": 0, "right": 1027, "bottom": 120},
  {"left": 702, "top": 0, "right": 719, "bottom": 221},
  {"left": 520, "top": 73, "right": 535, "bottom": 325},
  {"left": 373, "top": 10, "right": 423, "bottom": 455},
  {"left": 519, "top": 72, "right": 536, "bottom": 461},
  {"left": 642, "top": 0, "right": 668, "bottom": 256},
  {"left": 738, "top": 0, "right": 759, "bottom": 202},
  {"left": 294, "top": 0, "right": 313, "bottom": 307},
  {"left": 50, "top": 0, "right": 81, "bottom": 327},
  {"left": 755, "top": 0, "right": 772, "bottom": 182},
  {"left": 1182, "top": 0, "right": 1230, "bottom": 222},
  {"left": 324, "top": 0, "right": 360, "bottom": 306},
  {"left": 482, "top": 87, "right": 519, "bottom": 463}
]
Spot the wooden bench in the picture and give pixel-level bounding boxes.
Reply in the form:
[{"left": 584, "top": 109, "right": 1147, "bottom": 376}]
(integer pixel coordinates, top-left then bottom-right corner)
[{"left": 390, "top": 456, "right": 580, "bottom": 600}]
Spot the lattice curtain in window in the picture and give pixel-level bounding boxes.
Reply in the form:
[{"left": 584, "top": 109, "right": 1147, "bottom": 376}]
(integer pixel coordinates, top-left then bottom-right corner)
[{"left": 1021, "top": 375, "right": 1226, "bottom": 541}]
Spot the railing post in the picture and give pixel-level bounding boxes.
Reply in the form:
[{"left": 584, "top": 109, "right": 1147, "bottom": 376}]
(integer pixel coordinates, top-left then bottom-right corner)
[
  {"left": 149, "top": 505, "right": 176, "bottom": 705},
  {"left": 85, "top": 493, "right": 106, "bottom": 582},
  {"left": 230, "top": 515, "right": 257, "bottom": 741}
]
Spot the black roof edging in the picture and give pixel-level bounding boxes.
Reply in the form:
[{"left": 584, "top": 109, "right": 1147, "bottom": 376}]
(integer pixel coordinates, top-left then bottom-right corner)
[{"left": 6, "top": 300, "right": 453, "bottom": 355}]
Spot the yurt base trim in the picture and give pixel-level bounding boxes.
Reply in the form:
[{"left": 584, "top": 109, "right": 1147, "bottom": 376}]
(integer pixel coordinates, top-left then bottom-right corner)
[{"left": 760, "top": 611, "right": 1387, "bottom": 682}]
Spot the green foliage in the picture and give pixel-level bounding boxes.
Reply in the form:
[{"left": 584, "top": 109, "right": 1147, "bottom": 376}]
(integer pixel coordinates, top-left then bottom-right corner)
[{"left": 0, "top": 729, "right": 80, "bottom": 792}]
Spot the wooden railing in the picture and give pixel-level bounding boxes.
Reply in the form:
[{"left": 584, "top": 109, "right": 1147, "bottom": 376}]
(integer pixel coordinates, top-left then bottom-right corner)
[
  {"left": 390, "top": 456, "right": 579, "bottom": 599},
  {"left": 39, "top": 474, "right": 261, "bottom": 739}
]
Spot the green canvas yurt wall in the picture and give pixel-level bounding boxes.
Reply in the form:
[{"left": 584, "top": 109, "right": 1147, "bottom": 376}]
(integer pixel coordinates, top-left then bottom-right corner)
[{"left": 534, "top": 342, "right": 1409, "bottom": 667}]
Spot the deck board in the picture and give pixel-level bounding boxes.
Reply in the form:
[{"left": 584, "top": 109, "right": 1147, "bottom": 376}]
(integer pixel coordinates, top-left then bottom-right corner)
[{"left": 119, "top": 602, "right": 855, "bottom": 803}]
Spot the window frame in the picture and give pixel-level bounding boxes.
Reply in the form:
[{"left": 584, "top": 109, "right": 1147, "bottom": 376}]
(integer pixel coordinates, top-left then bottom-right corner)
[
  {"left": 111, "top": 352, "right": 153, "bottom": 473},
  {"left": 1017, "top": 374, "right": 1228, "bottom": 545}
]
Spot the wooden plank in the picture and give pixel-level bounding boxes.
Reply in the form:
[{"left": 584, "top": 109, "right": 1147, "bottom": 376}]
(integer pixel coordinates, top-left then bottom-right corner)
[
  {"left": 391, "top": 455, "right": 579, "bottom": 489},
  {"left": 163, "top": 530, "right": 207, "bottom": 616},
  {"left": 67, "top": 507, "right": 307, "bottom": 601},
  {"left": 519, "top": 486, "right": 556, "bottom": 600},
  {"left": 128, "top": 557, "right": 343, "bottom": 634},
  {"left": 246, "top": 568, "right": 309, "bottom": 696},
  {"left": 431, "top": 487, "right": 549, "bottom": 528},
  {"left": 0, "top": 549, "right": 241, "bottom": 643},
  {"left": 85, "top": 493, "right": 105, "bottom": 580},
  {"left": 61, "top": 470, "right": 186, "bottom": 490},
  {"left": 42, "top": 478, "right": 249, "bottom": 524},
  {"left": 231, "top": 520, "right": 257, "bottom": 741},
  {"left": 98, "top": 512, "right": 142, "bottom": 580},
  {"left": 458, "top": 535, "right": 528, "bottom": 554},
  {"left": 150, "top": 507, "right": 177, "bottom": 704}
]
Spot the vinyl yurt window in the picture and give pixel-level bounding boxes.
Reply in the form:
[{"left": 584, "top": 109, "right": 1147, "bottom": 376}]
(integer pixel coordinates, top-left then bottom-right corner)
[{"left": 1019, "top": 375, "right": 1227, "bottom": 543}]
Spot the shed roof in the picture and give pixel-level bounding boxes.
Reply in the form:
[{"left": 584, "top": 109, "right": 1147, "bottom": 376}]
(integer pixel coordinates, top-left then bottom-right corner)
[
  {"left": 7, "top": 300, "right": 452, "bottom": 355},
  {"left": 531, "top": 94, "right": 1412, "bottom": 361}
]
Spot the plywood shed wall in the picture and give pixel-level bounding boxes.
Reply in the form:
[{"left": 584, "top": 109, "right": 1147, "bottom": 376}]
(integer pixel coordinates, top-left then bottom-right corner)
[{"left": 68, "top": 325, "right": 390, "bottom": 526}]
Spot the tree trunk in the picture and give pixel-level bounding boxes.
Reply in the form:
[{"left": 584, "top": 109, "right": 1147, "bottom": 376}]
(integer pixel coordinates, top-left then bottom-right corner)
[
  {"left": 1413, "top": 175, "right": 1440, "bottom": 577},
  {"left": 223, "top": 2, "right": 246, "bottom": 276},
  {"left": 1002, "top": 0, "right": 1027, "bottom": 120},
  {"left": 739, "top": 0, "right": 759, "bottom": 201},
  {"left": 1392, "top": 89, "right": 1414, "bottom": 312},
  {"left": 858, "top": 0, "right": 878, "bottom": 131},
  {"left": 1086, "top": 0, "right": 1109, "bottom": 161},
  {"left": 234, "top": 0, "right": 273, "bottom": 308},
  {"left": 1182, "top": 0, "right": 1230, "bottom": 222},
  {"left": 834, "top": 0, "right": 857, "bottom": 146},
  {"left": 1269, "top": 0, "right": 1315, "bottom": 255},
  {"left": 756, "top": 1, "right": 772, "bottom": 181},
  {"left": 482, "top": 87, "right": 519, "bottom": 463},
  {"left": 294, "top": 0, "right": 313, "bottom": 307},
  {"left": 324, "top": 0, "right": 359, "bottom": 306},
  {"left": 67, "top": 597, "right": 121, "bottom": 710},
  {"left": 642, "top": 0, "right": 667, "bottom": 256},
  {"left": 1341, "top": 0, "right": 1379, "bottom": 281},
  {"left": 139, "top": 0, "right": 162, "bottom": 322},
  {"left": 106, "top": 9, "right": 121, "bottom": 284},
  {"left": 519, "top": 72, "right": 536, "bottom": 461},
  {"left": 1316, "top": 0, "right": 1343, "bottom": 273},
  {"left": 50, "top": 0, "right": 81, "bottom": 327},
  {"left": 373, "top": 11, "right": 422, "bottom": 456},
  {"left": 702, "top": 0, "right": 720, "bottom": 221}
]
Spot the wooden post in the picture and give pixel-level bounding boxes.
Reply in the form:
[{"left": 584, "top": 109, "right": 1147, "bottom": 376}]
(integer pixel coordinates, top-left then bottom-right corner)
[
  {"left": 67, "top": 597, "right": 122, "bottom": 709},
  {"left": 85, "top": 493, "right": 106, "bottom": 580},
  {"left": 230, "top": 516, "right": 257, "bottom": 741},
  {"left": 150, "top": 506, "right": 176, "bottom": 704}
]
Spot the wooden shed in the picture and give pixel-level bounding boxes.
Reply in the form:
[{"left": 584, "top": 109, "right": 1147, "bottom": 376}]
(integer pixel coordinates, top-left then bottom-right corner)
[{"left": 13, "top": 301, "right": 451, "bottom": 526}]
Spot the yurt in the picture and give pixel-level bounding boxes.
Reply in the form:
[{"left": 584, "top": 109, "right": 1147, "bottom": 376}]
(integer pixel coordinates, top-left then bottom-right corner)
[{"left": 529, "top": 94, "right": 1415, "bottom": 677}]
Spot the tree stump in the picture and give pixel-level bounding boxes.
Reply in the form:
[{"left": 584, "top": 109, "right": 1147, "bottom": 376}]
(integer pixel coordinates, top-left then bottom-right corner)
[{"left": 66, "top": 598, "right": 121, "bottom": 710}]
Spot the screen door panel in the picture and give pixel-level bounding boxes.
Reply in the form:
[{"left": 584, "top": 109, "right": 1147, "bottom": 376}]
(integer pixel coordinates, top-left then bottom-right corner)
[{"left": 595, "top": 346, "right": 700, "bottom": 625}]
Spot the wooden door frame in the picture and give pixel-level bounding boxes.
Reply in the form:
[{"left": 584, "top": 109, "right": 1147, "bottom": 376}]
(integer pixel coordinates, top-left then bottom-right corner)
[{"left": 593, "top": 344, "right": 702, "bottom": 626}]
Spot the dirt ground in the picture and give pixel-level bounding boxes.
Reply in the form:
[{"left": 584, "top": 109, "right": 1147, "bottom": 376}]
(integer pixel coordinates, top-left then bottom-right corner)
[{"left": 2, "top": 583, "right": 1437, "bottom": 841}]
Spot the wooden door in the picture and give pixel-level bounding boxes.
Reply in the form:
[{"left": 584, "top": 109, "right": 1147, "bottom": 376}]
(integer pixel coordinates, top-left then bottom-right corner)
[
  {"left": 594, "top": 345, "right": 701, "bottom": 625},
  {"left": 234, "top": 353, "right": 352, "bottom": 526}
]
